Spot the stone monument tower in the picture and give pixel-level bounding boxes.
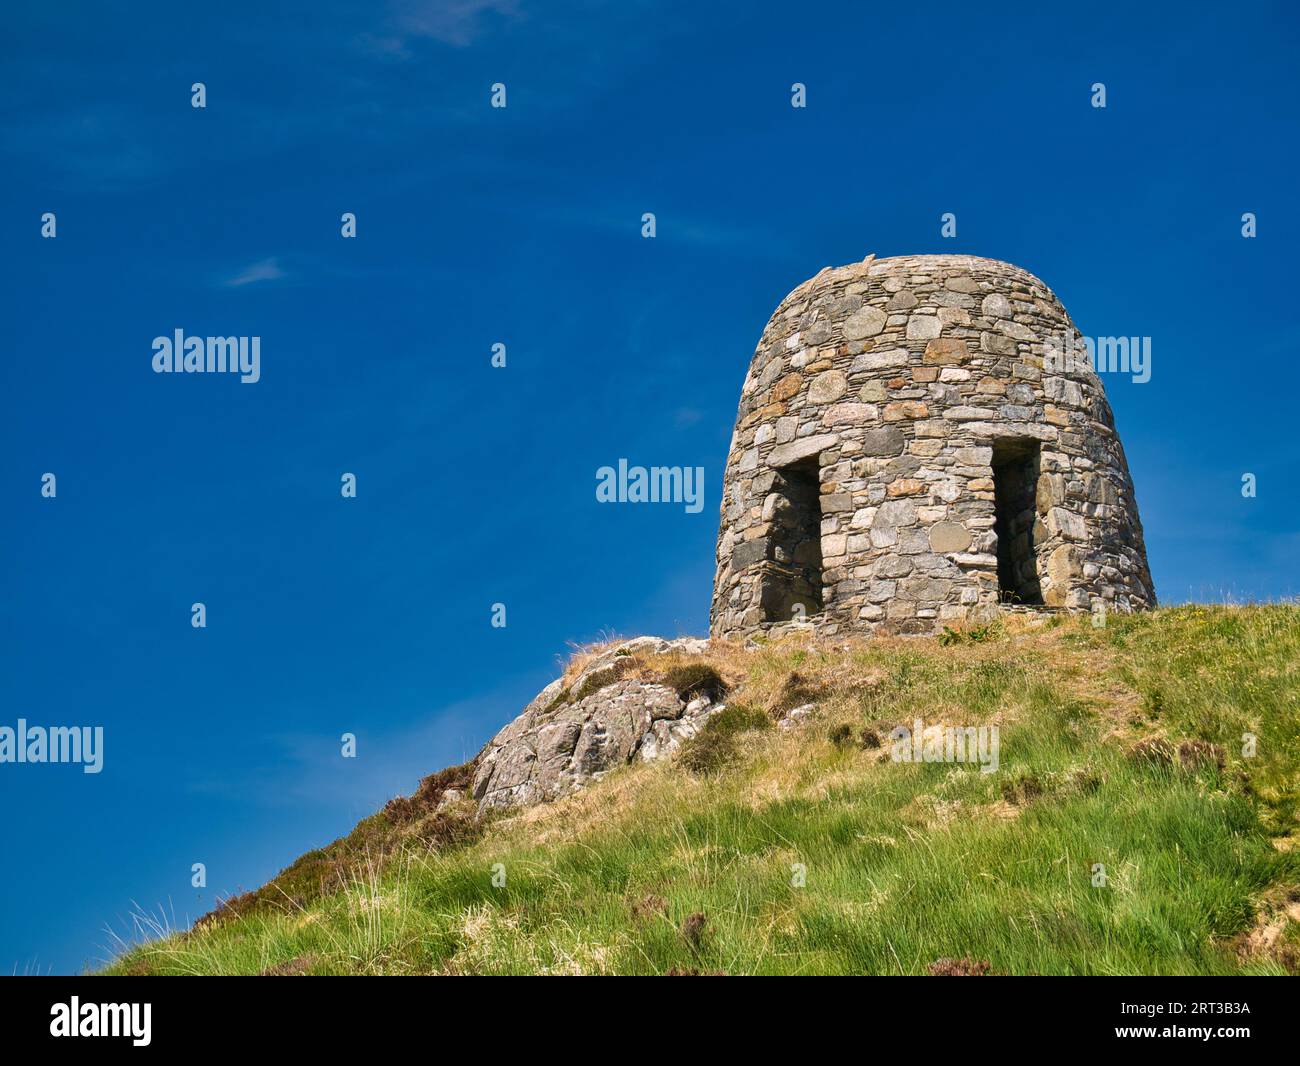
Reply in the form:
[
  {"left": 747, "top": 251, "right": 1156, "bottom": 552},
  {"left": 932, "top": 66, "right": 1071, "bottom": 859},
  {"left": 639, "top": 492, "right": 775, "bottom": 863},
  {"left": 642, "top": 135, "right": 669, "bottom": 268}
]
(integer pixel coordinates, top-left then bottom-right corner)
[{"left": 710, "top": 254, "right": 1154, "bottom": 639}]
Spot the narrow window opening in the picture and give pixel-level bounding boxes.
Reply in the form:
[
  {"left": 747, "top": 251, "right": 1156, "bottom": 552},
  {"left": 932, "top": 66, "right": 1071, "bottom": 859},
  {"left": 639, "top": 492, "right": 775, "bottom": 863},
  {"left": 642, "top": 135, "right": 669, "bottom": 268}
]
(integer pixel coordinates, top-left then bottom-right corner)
[
  {"left": 759, "top": 455, "right": 824, "bottom": 622},
  {"left": 992, "top": 438, "right": 1043, "bottom": 605}
]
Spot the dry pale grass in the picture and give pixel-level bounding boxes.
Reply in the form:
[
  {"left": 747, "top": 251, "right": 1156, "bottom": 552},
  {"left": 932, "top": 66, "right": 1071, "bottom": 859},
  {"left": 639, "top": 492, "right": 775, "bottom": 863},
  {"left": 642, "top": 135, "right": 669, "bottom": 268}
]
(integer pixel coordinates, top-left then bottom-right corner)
[
  {"left": 103, "top": 606, "right": 1300, "bottom": 977},
  {"left": 1235, "top": 886, "right": 1300, "bottom": 971},
  {"left": 558, "top": 634, "right": 629, "bottom": 688},
  {"left": 491, "top": 621, "right": 1146, "bottom": 850}
]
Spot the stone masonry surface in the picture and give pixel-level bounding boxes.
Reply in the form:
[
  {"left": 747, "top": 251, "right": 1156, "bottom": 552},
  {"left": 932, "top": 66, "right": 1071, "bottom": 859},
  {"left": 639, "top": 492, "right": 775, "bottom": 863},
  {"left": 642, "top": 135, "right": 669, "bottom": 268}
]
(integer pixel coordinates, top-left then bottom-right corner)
[{"left": 710, "top": 254, "right": 1155, "bottom": 638}]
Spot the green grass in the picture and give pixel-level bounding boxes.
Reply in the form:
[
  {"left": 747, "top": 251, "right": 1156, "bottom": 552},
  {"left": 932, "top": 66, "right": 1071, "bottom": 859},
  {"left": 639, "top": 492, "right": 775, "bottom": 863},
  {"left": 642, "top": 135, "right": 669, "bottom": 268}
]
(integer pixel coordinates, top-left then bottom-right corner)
[{"left": 103, "top": 605, "right": 1300, "bottom": 975}]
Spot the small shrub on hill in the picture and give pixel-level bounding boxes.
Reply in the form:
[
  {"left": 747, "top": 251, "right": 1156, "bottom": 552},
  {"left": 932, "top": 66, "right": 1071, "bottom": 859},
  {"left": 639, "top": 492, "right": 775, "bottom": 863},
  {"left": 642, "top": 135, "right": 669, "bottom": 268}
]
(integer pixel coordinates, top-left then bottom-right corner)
[{"left": 679, "top": 703, "right": 768, "bottom": 775}]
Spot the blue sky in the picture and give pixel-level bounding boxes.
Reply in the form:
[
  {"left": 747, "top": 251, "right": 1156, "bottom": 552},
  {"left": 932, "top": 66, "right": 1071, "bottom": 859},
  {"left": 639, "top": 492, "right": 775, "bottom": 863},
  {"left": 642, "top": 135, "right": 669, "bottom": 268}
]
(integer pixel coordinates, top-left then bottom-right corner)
[{"left": 2, "top": 1, "right": 1297, "bottom": 973}]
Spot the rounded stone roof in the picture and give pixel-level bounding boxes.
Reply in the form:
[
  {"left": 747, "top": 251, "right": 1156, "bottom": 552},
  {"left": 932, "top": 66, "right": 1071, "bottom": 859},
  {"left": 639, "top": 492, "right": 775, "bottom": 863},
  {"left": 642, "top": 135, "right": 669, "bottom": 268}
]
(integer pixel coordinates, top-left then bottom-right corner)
[{"left": 780, "top": 253, "right": 1057, "bottom": 315}]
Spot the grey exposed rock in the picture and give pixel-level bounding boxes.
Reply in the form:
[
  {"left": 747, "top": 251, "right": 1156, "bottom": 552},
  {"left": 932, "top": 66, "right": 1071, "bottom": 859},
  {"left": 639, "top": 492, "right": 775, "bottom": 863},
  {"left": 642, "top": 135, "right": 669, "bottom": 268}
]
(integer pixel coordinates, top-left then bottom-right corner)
[
  {"left": 778, "top": 703, "right": 817, "bottom": 730},
  {"left": 471, "top": 636, "right": 717, "bottom": 813}
]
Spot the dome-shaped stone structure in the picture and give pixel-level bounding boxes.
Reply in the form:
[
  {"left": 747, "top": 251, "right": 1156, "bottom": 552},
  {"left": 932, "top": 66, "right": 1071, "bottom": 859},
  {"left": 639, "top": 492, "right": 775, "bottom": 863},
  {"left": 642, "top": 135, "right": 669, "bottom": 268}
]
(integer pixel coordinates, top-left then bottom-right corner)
[{"left": 710, "top": 254, "right": 1155, "bottom": 638}]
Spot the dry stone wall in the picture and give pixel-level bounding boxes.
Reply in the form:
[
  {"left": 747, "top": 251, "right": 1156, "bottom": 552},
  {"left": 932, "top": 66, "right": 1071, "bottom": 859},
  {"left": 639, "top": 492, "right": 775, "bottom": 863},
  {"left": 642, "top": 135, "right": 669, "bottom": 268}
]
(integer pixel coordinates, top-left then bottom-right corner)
[{"left": 710, "top": 254, "right": 1154, "bottom": 638}]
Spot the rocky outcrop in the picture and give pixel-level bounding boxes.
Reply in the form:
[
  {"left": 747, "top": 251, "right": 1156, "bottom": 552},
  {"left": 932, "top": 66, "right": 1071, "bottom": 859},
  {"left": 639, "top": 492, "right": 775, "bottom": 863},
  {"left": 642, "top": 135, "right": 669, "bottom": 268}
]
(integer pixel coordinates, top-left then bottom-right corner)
[{"left": 471, "top": 636, "right": 720, "bottom": 813}]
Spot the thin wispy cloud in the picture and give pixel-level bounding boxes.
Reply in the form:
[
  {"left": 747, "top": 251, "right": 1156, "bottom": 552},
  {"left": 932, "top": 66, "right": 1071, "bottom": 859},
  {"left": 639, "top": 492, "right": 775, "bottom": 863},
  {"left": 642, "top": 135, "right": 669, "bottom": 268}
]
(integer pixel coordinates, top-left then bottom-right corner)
[
  {"left": 221, "top": 257, "right": 288, "bottom": 288},
  {"left": 362, "top": 0, "right": 524, "bottom": 55}
]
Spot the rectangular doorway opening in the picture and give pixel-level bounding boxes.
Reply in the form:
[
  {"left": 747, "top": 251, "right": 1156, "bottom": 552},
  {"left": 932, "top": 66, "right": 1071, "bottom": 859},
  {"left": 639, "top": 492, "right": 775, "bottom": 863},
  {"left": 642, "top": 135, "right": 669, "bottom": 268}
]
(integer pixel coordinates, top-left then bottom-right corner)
[
  {"left": 992, "top": 438, "right": 1043, "bottom": 605},
  {"left": 758, "top": 455, "right": 824, "bottom": 622}
]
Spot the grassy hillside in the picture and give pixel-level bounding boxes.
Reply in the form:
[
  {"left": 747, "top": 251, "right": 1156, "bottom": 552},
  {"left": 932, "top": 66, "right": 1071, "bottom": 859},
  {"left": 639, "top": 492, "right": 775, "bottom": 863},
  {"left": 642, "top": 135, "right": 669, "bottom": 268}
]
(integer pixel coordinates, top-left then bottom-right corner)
[{"left": 105, "top": 605, "right": 1300, "bottom": 976}]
